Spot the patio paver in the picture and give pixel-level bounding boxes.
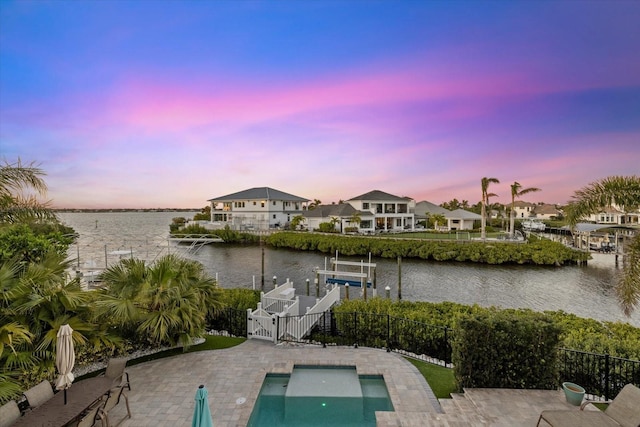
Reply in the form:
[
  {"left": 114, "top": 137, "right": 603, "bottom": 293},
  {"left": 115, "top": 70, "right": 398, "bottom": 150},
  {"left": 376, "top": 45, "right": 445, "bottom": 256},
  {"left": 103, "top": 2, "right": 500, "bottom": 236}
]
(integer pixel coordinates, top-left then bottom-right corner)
[{"left": 105, "top": 339, "right": 581, "bottom": 426}]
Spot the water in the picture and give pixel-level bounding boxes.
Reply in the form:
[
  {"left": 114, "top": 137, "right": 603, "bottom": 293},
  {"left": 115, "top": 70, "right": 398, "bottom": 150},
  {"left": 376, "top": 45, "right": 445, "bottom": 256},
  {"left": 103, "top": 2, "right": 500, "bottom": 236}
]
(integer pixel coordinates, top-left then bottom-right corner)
[
  {"left": 247, "top": 367, "right": 393, "bottom": 426},
  {"left": 57, "top": 212, "right": 640, "bottom": 327}
]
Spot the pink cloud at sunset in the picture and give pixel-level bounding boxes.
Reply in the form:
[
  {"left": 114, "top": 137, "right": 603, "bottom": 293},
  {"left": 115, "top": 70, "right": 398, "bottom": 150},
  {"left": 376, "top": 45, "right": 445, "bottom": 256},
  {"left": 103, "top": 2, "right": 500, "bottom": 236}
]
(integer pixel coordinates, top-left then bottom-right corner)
[{"left": 1, "top": 0, "right": 639, "bottom": 209}]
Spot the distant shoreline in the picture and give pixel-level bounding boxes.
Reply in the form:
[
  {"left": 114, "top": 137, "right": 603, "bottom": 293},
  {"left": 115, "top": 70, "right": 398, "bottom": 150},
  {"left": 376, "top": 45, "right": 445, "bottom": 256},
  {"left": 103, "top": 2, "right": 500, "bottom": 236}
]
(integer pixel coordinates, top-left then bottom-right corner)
[{"left": 54, "top": 208, "right": 199, "bottom": 213}]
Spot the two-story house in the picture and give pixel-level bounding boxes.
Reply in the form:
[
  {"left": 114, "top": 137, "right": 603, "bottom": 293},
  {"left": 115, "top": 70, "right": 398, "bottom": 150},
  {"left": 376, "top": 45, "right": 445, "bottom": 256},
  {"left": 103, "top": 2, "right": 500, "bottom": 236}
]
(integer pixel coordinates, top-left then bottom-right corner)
[
  {"left": 207, "top": 187, "right": 309, "bottom": 230},
  {"left": 512, "top": 201, "right": 537, "bottom": 219},
  {"left": 346, "top": 190, "right": 414, "bottom": 232}
]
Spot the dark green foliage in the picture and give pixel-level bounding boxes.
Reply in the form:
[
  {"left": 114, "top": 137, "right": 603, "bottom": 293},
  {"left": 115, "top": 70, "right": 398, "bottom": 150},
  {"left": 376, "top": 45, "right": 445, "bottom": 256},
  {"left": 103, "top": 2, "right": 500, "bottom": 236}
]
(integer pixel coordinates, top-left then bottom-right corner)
[
  {"left": 452, "top": 310, "right": 561, "bottom": 390},
  {"left": 0, "top": 223, "right": 75, "bottom": 264},
  {"left": 317, "top": 222, "right": 338, "bottom": 233},
  {"left": 207, "top": 288, "right": 259, "bottom": 336},
  {"left": 265, "top": 232, "right": 589, "bottom": 265},
  {"left": 170, "top": 224, "right": 259, "bottom": 243}
]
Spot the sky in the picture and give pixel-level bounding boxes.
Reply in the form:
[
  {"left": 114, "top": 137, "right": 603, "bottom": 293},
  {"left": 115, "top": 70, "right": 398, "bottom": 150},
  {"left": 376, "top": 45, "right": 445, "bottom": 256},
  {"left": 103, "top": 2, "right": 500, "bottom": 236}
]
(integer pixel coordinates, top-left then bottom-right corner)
[{"left": 1, "top": 0, "right": 639, "bottom": 209}]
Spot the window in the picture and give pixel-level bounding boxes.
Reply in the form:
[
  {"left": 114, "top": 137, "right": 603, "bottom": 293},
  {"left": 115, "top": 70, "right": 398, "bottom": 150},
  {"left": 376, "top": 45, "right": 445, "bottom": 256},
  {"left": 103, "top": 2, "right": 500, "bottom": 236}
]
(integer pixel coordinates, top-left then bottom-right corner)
[
  {"left": 273, "top": 214, "right": 276, "bottom": 219},
  {"left": 273, "top": 201, "right": 277, "bottom": 206},
  {"left": 253, "top": 201, "right": 256, "bottom": 206},
  {"left": 261, "top": 202, "right": 265, "bottom": 208},
  {"left": 363, "top": 202, "right": 369, "bottom": 209}
]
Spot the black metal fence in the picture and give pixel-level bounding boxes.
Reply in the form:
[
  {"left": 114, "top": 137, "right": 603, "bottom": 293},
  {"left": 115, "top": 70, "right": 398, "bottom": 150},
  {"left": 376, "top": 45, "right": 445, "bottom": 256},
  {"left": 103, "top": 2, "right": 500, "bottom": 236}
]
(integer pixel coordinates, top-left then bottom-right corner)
[
  {"left": 207, "top": 306, "right": 248, "bottom": 338},
  {"left": 211, "top": 307, "right": 639, "bottom": 400},
  {"left": 558, "top": 348, "right": 640, "bottom": 400}
]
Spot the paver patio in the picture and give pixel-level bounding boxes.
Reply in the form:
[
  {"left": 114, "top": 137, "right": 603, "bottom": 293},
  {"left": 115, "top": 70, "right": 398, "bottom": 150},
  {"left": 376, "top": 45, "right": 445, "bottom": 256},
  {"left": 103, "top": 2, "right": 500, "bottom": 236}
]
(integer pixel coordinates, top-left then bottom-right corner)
[{"left": 105, "top": 339, "right": 582, "bottom": 426}]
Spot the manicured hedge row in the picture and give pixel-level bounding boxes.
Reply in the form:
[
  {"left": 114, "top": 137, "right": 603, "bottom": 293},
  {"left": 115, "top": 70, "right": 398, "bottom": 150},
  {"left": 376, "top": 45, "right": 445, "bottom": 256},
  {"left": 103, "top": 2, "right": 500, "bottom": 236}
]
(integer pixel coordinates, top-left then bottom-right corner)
[
  {"left": 334, "top": 299, "right": 640, "bottom": 360},
  {"left": 265, "top": 232, "right": 589, "bottom": 265},
  {"left": 452, "top": 310, "right": 561, "bottom": 390}
]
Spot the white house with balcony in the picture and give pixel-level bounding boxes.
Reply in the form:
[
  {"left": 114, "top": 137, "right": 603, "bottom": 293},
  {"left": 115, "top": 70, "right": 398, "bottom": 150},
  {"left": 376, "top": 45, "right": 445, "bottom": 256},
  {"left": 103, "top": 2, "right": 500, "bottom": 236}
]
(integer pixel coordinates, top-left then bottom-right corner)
[
  {"left": 346, "top": 190, "right": 414, "bottom": 232},
  {"left": 207, "top": 187, "right": 309, "bottom": 230}
]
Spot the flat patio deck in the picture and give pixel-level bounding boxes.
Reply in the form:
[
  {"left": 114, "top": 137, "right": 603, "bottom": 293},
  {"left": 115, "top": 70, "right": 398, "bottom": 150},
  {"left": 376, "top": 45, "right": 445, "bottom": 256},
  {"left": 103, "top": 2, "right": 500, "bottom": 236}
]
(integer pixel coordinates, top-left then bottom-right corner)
[{"left": 105, "top": 339, "right": 582, "bottom": 426}]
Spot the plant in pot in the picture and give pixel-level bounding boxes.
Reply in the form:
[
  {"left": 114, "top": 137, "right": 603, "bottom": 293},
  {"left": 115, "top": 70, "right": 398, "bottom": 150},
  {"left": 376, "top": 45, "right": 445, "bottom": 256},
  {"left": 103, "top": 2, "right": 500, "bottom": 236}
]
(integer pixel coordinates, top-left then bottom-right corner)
[{"left": 562, "top": 382, "right": 585, "bottom": 406}]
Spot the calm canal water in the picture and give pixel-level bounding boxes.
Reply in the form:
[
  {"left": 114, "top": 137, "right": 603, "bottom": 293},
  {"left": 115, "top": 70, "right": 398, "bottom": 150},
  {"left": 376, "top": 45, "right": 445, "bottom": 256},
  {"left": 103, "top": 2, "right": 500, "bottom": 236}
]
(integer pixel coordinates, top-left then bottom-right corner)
[{"left": 58, "top": 212, "right": 640, "bottom": 327}]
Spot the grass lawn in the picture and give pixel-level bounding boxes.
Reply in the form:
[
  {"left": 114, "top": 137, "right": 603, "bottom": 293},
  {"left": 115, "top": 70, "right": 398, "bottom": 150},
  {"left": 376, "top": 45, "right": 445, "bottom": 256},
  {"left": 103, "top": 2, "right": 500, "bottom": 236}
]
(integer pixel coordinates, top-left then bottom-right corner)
[{"left": 405, "top": 357, "right": 457, "bottom": 399}]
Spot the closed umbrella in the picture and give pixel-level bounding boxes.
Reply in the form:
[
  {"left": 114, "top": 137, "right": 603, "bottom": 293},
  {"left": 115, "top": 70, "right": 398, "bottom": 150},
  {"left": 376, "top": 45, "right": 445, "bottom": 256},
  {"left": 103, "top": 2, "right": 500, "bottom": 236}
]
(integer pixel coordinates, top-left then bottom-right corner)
[
  {"left": 55, "top": 324, "right": 75, "bottom": 405},
  {"left": 192, "top": 385, "right": 213, "bottom": 427}
]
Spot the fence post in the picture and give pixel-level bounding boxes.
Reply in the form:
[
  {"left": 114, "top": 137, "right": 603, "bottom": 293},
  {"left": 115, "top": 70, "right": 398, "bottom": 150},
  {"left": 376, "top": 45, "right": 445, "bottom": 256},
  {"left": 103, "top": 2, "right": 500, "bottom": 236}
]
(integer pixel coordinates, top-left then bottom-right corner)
[
  {"left": 354, "top": 312, "right": 358, "bottom": 348},
  {"left": 604, "top": 353, "right": 610, "bottom": 401},
  {"left": 386, "top": 314, "right": 391, "bottom": 352},
  {"left": 444, "top": 327, "right": 450, "bottom": 365}
]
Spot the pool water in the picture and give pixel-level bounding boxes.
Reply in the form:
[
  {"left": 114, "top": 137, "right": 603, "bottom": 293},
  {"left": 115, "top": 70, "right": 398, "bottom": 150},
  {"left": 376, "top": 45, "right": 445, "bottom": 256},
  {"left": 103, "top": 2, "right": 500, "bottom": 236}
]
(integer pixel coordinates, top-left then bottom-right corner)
[{"left": 247, "top": 365, "right": 394, "bottom": 426}]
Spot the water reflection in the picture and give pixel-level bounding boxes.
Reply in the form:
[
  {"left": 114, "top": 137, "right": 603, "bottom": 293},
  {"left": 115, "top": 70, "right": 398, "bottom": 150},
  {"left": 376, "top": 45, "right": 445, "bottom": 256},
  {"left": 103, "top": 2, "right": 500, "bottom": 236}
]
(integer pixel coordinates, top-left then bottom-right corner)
[{"left": 58, "top": 212, "right": 639, "bottom": 327}]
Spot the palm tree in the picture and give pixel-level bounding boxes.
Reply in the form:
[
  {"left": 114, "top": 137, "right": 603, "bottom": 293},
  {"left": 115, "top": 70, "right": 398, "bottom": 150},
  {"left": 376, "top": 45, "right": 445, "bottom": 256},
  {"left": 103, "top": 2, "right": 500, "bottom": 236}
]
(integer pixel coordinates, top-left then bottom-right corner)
[
  {"left": 308, "top": 199, "right": 322, "bottom": 210},
  {"left": 0, "top": 159, "right": 56, "bottom": 224},
  {"left": 430, "top": 214, "right": 446, "bottom": 230},
  {"left": 509, "top": 182, "right": 541, "bottom": 238},
  {"left": 565, "top": 176, "right": 640, "bottom": 315},
  {"left": 481, "top": 177, "right": 500, "bottom": 240},
  {"left": 96, "top": 254, "right": 224, "bottom": 347}
]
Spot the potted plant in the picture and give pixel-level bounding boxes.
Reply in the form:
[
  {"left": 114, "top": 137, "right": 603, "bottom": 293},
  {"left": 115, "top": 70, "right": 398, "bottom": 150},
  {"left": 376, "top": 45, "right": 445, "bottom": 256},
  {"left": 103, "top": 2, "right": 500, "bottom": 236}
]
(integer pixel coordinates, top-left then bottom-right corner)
[{"left": 562, "top": 382, "right": 585, "bottom": 406}]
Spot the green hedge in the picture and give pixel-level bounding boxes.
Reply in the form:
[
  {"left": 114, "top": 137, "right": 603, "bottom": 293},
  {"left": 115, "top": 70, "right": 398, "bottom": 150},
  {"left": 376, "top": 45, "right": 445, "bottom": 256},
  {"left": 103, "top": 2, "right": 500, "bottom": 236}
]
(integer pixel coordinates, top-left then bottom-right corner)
[
  {"left": 335, "top": 299, "right": 640, "bottom": 360},
  {"left": 452, "top": 310, "right": 561, "bottom": 390},
  {"left": 265, "top": 232, "right": 589, "bottom": 265}
]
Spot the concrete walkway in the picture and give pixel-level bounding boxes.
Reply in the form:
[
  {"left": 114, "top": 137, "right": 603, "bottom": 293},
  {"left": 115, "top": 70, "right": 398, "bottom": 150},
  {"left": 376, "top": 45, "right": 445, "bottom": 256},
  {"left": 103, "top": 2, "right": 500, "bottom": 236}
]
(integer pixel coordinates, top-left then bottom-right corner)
[{"left": 105, "top": 340, "right": 580, "bottom": 426}]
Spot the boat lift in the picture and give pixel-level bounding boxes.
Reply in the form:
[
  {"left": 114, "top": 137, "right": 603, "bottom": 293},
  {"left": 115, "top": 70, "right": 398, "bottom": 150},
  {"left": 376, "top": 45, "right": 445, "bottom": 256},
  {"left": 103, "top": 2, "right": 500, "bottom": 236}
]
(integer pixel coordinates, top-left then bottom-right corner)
[{"left": 314, "top": 252, "right": 377, "bottom": 300}]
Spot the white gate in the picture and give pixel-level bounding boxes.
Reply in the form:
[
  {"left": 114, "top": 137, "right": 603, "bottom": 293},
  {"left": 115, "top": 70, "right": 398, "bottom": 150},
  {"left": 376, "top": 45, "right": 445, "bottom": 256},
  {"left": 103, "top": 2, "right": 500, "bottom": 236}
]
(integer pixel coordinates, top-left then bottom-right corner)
[{"left": 247, "top": 303, "right": 275, "bottom": 342}]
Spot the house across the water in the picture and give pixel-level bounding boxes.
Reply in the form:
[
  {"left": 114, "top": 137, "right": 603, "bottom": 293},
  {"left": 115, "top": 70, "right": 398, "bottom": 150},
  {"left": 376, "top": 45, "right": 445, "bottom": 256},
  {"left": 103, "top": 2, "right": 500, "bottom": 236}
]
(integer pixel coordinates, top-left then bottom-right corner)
[{"left": 207, "top": 187, "right": 309, "bottom": 231}]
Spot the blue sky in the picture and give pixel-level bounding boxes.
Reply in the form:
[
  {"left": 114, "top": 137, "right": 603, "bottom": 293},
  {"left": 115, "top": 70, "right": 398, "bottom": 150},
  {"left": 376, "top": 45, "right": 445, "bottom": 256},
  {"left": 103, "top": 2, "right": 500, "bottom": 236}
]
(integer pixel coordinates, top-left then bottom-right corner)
[{"left": 1, "top": 0, "right": 639, "bottom": 208}]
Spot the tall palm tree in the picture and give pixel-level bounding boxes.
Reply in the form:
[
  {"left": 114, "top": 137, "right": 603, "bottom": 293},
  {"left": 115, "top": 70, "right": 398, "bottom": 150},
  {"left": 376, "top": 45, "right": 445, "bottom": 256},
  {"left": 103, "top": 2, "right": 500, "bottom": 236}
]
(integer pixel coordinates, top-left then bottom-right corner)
[
  {"left": 481, "top": 177, "right": 500, "bottom": 240},
  {"left": 0, "top": 159, "right": 56, "bottom": 224},
  {"left": 509, "top": 182, "right": 541, "bottom": 238},
  {"left": 565, "top": 176, "right": 640, "bottom": 315}
]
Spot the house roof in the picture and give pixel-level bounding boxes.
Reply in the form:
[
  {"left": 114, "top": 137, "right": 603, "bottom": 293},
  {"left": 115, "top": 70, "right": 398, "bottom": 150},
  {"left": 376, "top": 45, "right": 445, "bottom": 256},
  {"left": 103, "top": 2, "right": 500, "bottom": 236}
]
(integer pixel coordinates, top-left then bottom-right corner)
[
  {"left": 414, "top": 201, "right": 450, "bottom": 216},
  {"left": 445, "top": 209, "right": 482, "bottom": 220},
  {"left": 534, "top": 204, "right": 562, "bottom": 215},
  {"left": 303, "top": 204, "right": 372, "bottom": 218},
  {"left": 347, "top": 190, "right": 407, "bottom": 202},
  {"left": 513, "top": 200, "right": 536, "bottom": 208},
  {"left": 208, "top": 187, "right": 309, "bottom": 202}
]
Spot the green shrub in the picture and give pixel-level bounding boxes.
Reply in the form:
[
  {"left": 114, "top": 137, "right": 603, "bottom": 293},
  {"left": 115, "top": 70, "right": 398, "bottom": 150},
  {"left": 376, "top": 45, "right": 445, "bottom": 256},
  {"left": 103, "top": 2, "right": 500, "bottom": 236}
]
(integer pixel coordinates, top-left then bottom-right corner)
[
  {"left": 452, "top": 309, "right": 561, "bottom": 390},
  {"left": 265, "top": 232, "right": 589, "bottom": 265}
]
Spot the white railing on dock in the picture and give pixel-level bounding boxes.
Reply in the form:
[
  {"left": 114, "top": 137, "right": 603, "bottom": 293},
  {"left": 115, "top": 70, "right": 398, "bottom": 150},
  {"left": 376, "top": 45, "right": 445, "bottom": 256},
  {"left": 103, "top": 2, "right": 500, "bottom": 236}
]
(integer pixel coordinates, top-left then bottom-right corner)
[
  {"left": 247, "top": 283, "right": 341, "bottom": 342},
  {"left": 261, "top": 279, "right": 296, "bottom": 313},
  {"left": 276, "top": 284, "right": 341, "bottom": 341}
]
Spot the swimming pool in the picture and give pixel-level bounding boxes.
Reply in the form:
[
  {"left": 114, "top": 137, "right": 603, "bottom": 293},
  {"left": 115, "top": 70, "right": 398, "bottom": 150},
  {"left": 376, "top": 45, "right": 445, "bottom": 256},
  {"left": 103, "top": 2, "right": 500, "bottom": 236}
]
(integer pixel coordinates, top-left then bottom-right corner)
[{"left": 247, "top": 365, "right": 394, "bottom": 426}]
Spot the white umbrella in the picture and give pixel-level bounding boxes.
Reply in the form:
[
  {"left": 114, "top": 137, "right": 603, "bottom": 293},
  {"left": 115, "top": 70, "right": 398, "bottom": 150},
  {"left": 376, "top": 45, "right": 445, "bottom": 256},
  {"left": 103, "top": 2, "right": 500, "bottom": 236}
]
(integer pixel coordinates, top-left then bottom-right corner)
[{"left": 55, "top": 324, "right": 75, "bottom": 405}]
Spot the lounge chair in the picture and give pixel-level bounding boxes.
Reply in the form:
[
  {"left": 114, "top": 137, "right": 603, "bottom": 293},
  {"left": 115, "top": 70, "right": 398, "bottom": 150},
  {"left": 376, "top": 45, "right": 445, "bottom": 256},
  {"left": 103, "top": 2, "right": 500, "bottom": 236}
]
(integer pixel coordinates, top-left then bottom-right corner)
[
  {"left": 23, "top": 380, "right": 54, "bottom": 409},
  {"left": 0, "top": 400, "right": 21, "bottom": 427},
  {"left": 537, "top": 383, "right": 640, "bottom": 427},
  {"left": 102, "top": 357, "right": 130, "bottom": 391}
]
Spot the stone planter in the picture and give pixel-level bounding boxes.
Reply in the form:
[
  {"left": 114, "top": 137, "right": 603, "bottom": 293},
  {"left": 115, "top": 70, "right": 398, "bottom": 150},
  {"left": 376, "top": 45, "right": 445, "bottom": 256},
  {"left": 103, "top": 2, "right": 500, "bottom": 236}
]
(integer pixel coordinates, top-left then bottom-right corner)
[{"left": 562, "top": 382, "right": 585, "bottom": 406}]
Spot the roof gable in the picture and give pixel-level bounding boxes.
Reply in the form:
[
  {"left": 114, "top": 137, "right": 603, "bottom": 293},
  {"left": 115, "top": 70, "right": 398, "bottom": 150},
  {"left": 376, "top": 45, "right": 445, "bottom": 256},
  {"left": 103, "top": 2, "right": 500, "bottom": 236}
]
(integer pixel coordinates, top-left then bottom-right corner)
[
  {"left": 415, "top": 201, "right": 451, "bottom": 215},
  {"left": 445, "top": 209, "right": 482, "bottom": 220},
  {"left": 347, "top": 190, "right": 407, "bottom": 202},
  {"left": 208, "top": 187, "right": 309, "bottom": 202},
  {"left": 303, "top": 204, "right": 371, "bottom": 218}
]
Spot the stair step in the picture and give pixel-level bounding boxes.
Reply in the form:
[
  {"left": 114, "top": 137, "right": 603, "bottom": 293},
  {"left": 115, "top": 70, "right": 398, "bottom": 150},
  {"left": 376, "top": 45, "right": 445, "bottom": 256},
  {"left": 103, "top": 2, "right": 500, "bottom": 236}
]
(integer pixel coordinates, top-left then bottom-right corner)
[{"left": 450, "top": 393, "right": 479, "bottom": 413}]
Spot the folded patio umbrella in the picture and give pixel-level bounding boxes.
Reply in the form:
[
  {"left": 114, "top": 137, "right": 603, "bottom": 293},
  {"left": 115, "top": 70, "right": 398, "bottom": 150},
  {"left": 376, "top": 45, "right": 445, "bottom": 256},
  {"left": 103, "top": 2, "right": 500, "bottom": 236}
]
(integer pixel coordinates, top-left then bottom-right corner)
[
  {"left": 192, "top": 385, "right": 214, "bottom": 427},
  {"left": 55, "top": 324, "right": 75, "bottom": 405}
]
